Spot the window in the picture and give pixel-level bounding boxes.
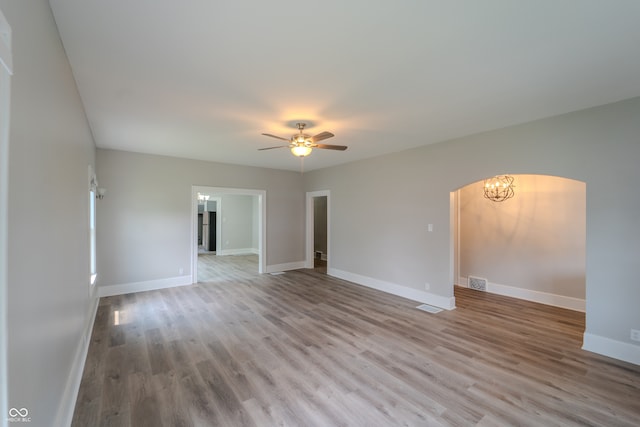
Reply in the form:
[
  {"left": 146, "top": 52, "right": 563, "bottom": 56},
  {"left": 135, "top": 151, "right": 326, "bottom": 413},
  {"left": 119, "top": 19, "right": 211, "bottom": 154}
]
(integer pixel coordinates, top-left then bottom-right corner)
[{"left": 89, "top": 167, "right": 97, "bottom": 285}]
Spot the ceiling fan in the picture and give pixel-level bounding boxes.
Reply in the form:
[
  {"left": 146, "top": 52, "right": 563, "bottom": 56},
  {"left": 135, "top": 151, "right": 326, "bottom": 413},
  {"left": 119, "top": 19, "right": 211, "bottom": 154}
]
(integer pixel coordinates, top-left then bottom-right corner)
[{"left": 259, "top": 123, "right": 348, "bottom": 157}]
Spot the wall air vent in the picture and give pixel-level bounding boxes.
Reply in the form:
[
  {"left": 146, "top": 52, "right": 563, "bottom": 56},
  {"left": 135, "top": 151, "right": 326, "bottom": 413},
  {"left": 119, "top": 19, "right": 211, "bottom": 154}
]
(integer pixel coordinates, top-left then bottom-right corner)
[{"left": 468, "top": 276, "right": 487, "bottom": 291}]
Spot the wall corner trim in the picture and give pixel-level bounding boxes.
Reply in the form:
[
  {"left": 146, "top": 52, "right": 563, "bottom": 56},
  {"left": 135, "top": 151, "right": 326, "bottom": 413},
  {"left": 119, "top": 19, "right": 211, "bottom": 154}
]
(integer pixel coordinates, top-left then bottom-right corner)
[
  {"left": 329, "top": 268, "right": 456, "bottom": 310},
  {"left": 98, "top": 275, "right": 193, "bottom": 297},
  {"left": 582, "top": 332, "right": 640, "bottom": 366}
]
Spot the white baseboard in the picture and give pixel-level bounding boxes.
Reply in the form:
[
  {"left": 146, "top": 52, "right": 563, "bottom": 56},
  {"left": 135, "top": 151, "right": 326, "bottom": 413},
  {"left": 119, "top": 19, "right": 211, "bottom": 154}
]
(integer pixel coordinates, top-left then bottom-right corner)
[
  {"left": 98, "top": 275, "right": 193, "bottom": 297},
  {"left": 582, "top": 332, "right": 640, "bottom": 366},
  {"left": 217, "top": 248, "right": 259, "bottom": 256},
  {"left": 458, "top": 276, "right": 585, "bottom": 312},
  {"left": 53, "top": 294, "right": 99, "bottom": 427},
  {"left": 265, "top": 261, "right": 306, "bottom": 274},
  {"left": 329, "top": 268, "right": 456, "bottom": 310}
]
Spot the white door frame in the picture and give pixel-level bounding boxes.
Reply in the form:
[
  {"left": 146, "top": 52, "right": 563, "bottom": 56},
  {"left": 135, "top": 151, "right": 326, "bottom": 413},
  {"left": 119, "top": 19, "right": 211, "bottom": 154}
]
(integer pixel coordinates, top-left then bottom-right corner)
[
  {"left": 305, "top": 190, "right": 330, "bottom": 269},
  {"left": 0, "top": 8, "right": 12, "bottom": 427},
  {"left": 191, "top": 186, "right": 266, "bottom": 281}
]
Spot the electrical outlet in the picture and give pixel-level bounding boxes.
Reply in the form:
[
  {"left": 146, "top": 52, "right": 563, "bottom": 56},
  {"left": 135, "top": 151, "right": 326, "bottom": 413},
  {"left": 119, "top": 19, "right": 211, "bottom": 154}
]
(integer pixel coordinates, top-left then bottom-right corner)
[
  {"left": 631, "top": 329, "right": 640, "bottom": 342},
  {"left": 425, "top": 282, "right": 430, "bottom": 291},
  {"left": 179, "top": 267, "right": 184, "bottom": 275}
]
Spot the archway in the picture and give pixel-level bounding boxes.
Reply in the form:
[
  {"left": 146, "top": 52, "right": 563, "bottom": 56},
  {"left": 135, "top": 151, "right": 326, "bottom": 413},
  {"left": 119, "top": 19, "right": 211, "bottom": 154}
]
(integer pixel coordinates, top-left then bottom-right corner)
[{"left": 451, "top": 174, "right": 586, "bottom": 312}]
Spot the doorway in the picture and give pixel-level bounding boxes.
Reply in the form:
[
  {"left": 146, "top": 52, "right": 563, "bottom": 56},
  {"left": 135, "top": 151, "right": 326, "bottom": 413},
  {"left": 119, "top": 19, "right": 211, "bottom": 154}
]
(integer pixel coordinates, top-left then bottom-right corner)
[
  {"left": 191, "top": 186, "right": 266, "bottom": 282},
  {"left": 306, "top": 190, "right": 330, "bottom": 272}
]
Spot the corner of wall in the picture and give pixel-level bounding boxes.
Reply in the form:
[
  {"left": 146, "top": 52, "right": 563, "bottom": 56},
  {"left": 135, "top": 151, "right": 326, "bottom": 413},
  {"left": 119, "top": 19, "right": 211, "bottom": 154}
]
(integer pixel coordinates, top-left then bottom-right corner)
[{"left": 582, "top": 332, "right": 640, "bottom": 366}]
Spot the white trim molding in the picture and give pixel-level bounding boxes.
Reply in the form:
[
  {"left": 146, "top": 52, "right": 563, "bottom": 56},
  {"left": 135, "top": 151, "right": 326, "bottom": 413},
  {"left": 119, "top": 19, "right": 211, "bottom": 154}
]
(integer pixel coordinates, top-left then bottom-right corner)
[
  {"left": 458, "top": 276, "right": 586, "bottom": 312},
  {"left": 266, "top": 261, "right": 306, "bottom": 274},
  {"left": 217, "top": 248, "right": 259, "bottom": 256},
  {"left": 583, "top": 333, "right": 640, "bottom": 366},
  {"left": 329, "top": 268, "right": 456, "bottom": 310},
  {"left": 98, "top": 275, "right": 193, "bottom": 297},
  {"left": 54, "top": 295, "right": 99, "bottom": 427}
]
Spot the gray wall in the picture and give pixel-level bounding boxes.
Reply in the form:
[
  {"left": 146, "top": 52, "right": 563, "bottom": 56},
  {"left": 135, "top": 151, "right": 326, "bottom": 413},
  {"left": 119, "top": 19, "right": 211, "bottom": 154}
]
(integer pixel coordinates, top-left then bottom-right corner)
[
  {"left": 96, "top": 149, "right": 304, "bottom": 287},
  {"left": 459, "top": 174, "right": 586, "bottom": 299},
  {"left": 305, "top": 96, "right": 640, "bottom": 357},
  {"left": 2, "top": 1, "right": 97, "bottom": 425},
  {"left": 219, "top": 194, "right": 256, "bottom": 252}
]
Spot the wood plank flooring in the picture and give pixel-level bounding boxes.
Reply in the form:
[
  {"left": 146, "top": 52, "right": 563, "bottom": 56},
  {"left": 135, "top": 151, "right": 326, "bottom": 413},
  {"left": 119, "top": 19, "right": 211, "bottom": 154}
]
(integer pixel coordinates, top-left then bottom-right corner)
[
  {"left": 197, "top": 254, "right": 258, "bottom": 283},
  {"left": 73, "top": 256, "right": 640, "bottom": 426}
]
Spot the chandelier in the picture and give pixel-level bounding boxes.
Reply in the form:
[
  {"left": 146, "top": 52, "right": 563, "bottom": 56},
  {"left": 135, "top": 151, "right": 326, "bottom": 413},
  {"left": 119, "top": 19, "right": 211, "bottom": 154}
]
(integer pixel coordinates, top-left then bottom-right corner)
[{"left": 483, "top": 175, "right": 515, "bottom": 202}]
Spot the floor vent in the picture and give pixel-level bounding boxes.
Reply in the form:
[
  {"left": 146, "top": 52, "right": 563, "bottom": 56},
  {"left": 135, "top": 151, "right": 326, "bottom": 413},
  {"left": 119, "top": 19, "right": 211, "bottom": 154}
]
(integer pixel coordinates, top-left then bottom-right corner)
[
  {"left": 416, "top": 304, "right": 443, "bottom": 314},
  {"left": 269, "top": 271, "right": 285, "bottom": 276},
  {"left": 468, "top": 276, "right": 487, "bottom": 291}
]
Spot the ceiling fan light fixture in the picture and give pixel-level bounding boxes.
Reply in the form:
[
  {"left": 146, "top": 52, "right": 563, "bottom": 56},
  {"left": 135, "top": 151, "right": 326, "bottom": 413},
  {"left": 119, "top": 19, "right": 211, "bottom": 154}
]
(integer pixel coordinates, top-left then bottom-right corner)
[
  {"left": 260, "top": 122, "right": 345, "bottom": 157},
  {"left": 291, "top": 145, "right": 312, "bottom": 157}
]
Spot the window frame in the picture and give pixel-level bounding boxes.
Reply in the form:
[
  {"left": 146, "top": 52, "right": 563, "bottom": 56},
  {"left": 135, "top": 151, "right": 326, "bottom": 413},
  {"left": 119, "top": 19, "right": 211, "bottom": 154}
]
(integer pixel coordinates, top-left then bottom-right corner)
[{"left": 89, "top": 167, "right": 97, "bottom": 286}]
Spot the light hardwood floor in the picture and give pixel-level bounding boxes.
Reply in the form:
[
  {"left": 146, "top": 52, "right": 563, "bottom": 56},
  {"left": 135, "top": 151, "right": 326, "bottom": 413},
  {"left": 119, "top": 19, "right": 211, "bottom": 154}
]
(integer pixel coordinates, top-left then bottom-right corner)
[{"left": 73, "top": 256, "right": 640, "bottom": 426}]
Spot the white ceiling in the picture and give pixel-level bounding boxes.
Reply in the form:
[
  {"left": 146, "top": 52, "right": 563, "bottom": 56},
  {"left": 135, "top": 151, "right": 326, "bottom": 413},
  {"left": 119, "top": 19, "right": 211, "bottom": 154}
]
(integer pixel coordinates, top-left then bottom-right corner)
[{"left": 49, "top": 0, "right": 640, "bottom": 172}]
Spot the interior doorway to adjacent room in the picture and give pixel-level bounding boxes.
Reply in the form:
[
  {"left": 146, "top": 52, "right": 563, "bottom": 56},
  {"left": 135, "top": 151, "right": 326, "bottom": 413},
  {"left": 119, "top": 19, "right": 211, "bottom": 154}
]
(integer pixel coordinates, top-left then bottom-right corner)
[
  {"left": 192, "top": 186, "right": 266, "bottom": 282},
  {"left": 306, "top": 190, "right": 329, "bottom": 273}
]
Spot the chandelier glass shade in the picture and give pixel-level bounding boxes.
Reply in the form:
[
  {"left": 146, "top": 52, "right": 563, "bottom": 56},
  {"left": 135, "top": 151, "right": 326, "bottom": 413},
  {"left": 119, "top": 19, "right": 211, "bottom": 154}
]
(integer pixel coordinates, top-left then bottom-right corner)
[{"left": 483, "top": 175, "right": 515, "bottom": 202}]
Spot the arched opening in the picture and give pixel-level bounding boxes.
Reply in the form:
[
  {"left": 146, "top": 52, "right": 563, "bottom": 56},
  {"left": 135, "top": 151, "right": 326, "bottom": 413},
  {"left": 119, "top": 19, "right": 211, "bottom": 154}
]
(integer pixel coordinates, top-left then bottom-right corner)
[{"left": 452, "top": 174, "right": 586, "bottom": 312}]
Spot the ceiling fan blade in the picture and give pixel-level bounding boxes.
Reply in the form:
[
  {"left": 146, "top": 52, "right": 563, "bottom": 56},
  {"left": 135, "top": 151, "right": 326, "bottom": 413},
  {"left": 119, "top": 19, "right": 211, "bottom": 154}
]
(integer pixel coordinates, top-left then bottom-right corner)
[
  {"left": 261, "top": 133, "right": 290, "bottom": 142},
  {"left": 314, "top": 143, "right": 348, "bottom": 151},
  {"left": 311, "top": 131, "right": 334, "bottom": 142},
  {"left": 258, "top": 145, "right": 287, "bottom": 151}
]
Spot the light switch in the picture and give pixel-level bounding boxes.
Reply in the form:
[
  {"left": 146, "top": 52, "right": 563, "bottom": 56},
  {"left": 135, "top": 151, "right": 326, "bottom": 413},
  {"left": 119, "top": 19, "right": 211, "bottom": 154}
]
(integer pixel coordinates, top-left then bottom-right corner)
[{"left": 428, "top": 224, "right": 433, "bottom": 232}]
